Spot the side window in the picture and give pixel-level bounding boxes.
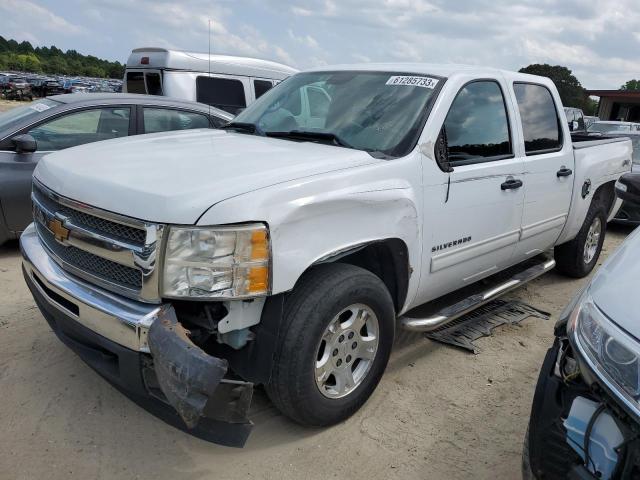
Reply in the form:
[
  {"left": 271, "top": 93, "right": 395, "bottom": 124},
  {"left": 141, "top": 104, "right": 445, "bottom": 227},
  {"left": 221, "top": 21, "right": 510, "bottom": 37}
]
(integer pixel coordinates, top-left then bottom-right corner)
[
  {"left": 513, "top": 83, "right": 562, "bottom": 155},
  {"left": 308, "top": 87, "right": 330, "bottom": 118},
  {"left": 443, "top": 81, "right": 512, "bottom": 166},
  {"left": 143, "top": 108, "right": 210, "bottom": 134},
  {"left": 254, "top": 80, "right": 273, "bottom": 99},
  {"left": 281, "top": 88, "right": 302, "bottom": 116},
  {"left": 28, "top": 108, "right": 131, "bottom": 151},
  {"left": 145, "top": 73, "right": 162, "bottom": 95},
  {"left": 196, "top": 77, "right": 247, "bottom": 114},
  {"left": 126, "top": 72, "right": 145, "bottom": 94},
  {"left": 576, "top": 112, "right": 585, "bottom": 131}
]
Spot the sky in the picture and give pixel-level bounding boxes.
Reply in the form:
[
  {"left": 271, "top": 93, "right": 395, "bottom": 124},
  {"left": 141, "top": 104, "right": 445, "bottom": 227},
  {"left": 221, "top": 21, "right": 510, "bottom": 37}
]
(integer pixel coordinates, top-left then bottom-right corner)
[{"left": 1, "top": 0, "right": 639, "bottom": 89}]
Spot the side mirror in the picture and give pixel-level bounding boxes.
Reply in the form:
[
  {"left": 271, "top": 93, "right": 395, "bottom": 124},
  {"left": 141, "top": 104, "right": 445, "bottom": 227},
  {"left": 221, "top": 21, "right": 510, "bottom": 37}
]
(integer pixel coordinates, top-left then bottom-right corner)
[
  {"left": 615, "top": 173, "right": 640, "bottom": 206},
  {"left": 12, "top": 134, "right": 37, "bottom": 154},
  {"left": 572, "top": 120, "right": 579, "bottom": 131},
  {"left": 435, "top": 127, "right": 452, "bottom": 172}
]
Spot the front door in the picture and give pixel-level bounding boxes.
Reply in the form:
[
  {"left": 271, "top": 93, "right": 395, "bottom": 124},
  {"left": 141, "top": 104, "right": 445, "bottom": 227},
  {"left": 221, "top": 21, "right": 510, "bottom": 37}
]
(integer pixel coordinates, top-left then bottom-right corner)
[
  {"left": 0, "top": 106, "right": 132, "bottom": 233},
  {"left": 419, "top": 79, "right": 525, "bottom": 304},
  {"left": 511, "top": 82, "right": 574, "bottom": 259}
]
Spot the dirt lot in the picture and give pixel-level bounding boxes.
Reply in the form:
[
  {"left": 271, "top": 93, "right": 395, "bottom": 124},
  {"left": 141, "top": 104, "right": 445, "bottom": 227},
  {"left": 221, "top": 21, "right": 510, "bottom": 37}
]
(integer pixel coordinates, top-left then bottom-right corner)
[{"left": 0, "top": 100, "right": 635, "bottom": 479}]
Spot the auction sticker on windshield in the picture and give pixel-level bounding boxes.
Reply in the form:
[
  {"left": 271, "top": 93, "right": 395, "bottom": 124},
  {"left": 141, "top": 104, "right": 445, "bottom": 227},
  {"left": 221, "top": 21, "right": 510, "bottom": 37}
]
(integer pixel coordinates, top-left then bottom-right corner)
[
  {"left": 386, "top": 76, "right": 439, "bottom": 89},
  {"left": 29, "top": 103, "right": 51, "bottom": 113}
]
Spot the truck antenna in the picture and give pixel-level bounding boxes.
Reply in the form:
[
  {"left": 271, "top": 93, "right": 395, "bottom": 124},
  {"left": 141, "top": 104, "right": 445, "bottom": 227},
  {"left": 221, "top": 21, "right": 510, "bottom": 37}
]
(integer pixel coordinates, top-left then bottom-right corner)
[{"left": 208, "top": 19, "right": 212, "bottom": 118}]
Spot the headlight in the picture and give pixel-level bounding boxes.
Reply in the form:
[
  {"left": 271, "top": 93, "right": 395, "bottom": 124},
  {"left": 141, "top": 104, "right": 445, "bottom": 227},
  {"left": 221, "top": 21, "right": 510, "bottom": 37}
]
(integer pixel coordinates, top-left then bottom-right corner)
[
  {"left": 162, "top": 223, "right": 270, "bottom": 299},
  {"left": 569, "top": 290, "right": 640, "bottom": 403}
]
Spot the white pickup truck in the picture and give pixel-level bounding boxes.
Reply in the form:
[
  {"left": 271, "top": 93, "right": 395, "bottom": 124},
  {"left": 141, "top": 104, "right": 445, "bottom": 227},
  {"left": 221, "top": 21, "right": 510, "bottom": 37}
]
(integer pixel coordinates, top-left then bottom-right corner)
[{"left": 21, "top": 64, "right": 632, "bottom": 446}]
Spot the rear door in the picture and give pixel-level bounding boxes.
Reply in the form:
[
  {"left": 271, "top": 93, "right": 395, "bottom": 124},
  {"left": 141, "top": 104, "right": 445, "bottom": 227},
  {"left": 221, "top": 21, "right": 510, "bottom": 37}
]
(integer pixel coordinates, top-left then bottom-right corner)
[
  {"left": 420, "top": 78, "right": 526, "bottom": 301},
  {"left": 511, "top": 82, "right": 574, "bottom": 259}
]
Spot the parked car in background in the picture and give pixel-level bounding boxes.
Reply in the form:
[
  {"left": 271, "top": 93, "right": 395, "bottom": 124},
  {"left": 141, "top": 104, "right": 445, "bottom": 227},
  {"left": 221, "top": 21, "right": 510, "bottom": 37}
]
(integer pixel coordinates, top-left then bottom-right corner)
[
  {"left": 523, "top": 173, "right": 640, "bottom": 479},
  {"left": 20, "top": 65, "right": 632, "bottom": 446},
  {"left": 0, "top": 74, "right": 33, "bottom": 100},
  {"left": 611, "top": 133, "right": 640, "bottom": 224},
  {"left": 585, "top": 115, "right": 600, "bottom": 128},
  {"left": 588, "top": 120, "right": 640, "bottom": 135},
  {"left": 564, "top": 107, "right": 587, "bottom": 133},
  {"left": 123, "top": 48, "right": 297, "bottom": 114},
  {"left": 26, "top": 77, "right": 64, "bottom": 97},
  {"left": 0, "top": 93, "right": 232, "bottom": 245}
]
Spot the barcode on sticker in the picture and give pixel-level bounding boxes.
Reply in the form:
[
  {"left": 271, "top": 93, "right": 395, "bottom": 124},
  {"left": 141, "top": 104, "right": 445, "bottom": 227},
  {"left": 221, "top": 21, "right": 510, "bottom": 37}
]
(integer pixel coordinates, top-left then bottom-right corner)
[
  {"left": 386, "top": 76, "right": 439, "bottom": 89},
  {"left": 29, "top": 103, "right": 51, "bottom": 112}
]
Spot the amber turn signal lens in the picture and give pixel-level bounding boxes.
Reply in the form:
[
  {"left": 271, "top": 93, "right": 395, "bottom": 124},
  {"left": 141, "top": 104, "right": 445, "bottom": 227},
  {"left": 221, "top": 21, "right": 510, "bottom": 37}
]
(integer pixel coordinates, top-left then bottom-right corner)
[
  {"left": 248, "top": 266, "right": 269, "bottom": 293},
  {"left": 251, "top": 230, "right": 269, "bottom": 260}
]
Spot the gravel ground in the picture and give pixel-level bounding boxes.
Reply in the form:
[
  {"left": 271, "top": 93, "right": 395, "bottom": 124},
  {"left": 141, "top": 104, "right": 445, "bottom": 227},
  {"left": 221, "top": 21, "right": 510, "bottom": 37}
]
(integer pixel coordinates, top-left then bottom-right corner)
[{"left": 0, "top": 100, "right": 635, "bottom": 480}]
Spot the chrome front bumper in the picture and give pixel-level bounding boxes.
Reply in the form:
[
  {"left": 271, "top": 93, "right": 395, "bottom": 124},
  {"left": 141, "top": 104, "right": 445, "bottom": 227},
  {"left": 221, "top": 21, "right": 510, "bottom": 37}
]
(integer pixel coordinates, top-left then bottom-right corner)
[{"left": 20, "top": 223, "right": 174, "bottom": 353}]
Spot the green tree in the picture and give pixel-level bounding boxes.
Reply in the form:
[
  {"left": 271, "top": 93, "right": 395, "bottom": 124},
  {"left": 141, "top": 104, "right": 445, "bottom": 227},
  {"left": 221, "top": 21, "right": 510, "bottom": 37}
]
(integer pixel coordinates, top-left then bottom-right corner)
[
  {"left": 620, "top": 79, "right": 640, "bottom": 91},
  {"left": 519, "top": 64, "right": 589, "bottom": 110},
  {"left": 0, "top": 36, "right": 124, "bottom": 78}
]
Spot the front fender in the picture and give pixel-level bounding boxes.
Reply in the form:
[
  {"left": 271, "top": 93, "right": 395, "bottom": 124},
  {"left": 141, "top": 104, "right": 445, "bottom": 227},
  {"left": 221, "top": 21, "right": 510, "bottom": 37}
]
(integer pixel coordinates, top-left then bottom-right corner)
[{"left": 197, "top": 156, "right": 423, "bottom": 304}]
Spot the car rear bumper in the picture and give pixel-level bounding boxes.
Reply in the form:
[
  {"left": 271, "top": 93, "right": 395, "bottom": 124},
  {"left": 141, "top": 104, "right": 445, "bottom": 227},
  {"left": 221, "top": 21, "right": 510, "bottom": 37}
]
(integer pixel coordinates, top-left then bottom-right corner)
[{"left": 21, "top": 223, "right": 253, "bottom": 447}]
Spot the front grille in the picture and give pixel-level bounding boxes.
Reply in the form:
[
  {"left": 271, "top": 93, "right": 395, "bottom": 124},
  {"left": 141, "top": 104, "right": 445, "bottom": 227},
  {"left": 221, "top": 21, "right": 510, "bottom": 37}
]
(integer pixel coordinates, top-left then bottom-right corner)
[
  {"left": 33, "top": 185, "right": 146, "bottom": 246},
  {"left": 32, "top": 180, "right": 162, "bottom": 301},
  {"left": 37, "top": 224, "right": 142, "bottom": 290}
]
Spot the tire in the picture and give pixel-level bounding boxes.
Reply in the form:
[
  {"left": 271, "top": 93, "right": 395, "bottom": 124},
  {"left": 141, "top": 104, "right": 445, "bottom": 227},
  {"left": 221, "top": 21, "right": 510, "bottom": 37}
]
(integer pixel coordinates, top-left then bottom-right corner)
[
  {"left": 522, "top": 426, "right": 535, "bottom": 480},
  {"left": 554, "top": 200, "right": 607, "bottom": 278},
  {"left": 266, "top": 263, "right": 395, "bottom": 426}
]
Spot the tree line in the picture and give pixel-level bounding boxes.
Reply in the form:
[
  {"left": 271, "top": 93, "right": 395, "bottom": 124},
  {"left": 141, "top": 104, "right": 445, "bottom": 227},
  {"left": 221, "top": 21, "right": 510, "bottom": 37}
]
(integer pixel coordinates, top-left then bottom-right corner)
[
  {"left": 519, "top": 64, "right": 640, "bottom": 115},
  {"left": 0, "top": 36, "right": 124, "bottom": 79}
]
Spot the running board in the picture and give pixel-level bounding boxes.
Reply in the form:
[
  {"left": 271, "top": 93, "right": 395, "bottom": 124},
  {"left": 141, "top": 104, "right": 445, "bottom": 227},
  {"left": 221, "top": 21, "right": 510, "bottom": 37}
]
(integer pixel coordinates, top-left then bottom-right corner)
[{"left": 399, "top": 258, "right": 556, "bottom": 332}]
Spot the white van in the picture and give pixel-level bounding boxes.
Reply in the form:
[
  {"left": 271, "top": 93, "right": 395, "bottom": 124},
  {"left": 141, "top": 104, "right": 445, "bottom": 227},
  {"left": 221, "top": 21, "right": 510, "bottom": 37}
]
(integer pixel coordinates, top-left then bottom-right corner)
[{"left": 123, "top": 48, "right": 297, "bottom": 114}]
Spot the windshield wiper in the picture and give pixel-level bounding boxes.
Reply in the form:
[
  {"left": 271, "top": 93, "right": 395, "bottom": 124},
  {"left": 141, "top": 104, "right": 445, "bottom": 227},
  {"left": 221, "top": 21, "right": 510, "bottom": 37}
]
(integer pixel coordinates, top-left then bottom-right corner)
[
  {"left": 221, "top": 121, "right": 264, "bottom": 136},
  {"left": 265, "top": 130, "right": 353, "bottom": 149}
]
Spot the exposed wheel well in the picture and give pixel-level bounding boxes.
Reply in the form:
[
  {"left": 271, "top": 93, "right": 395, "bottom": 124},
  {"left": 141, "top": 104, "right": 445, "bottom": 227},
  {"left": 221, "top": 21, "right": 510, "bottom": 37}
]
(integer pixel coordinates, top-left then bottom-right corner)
[{"left": 317, "top": 239, "right": 410, "bottom": 313}]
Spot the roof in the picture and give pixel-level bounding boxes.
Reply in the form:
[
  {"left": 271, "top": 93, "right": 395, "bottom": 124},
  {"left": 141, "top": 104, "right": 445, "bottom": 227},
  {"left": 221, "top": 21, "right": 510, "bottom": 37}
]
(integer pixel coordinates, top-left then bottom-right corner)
[
  {"left": 302, "top": 63, "right": 552, "bottom": 84},
  {"left": 45, "top": 93, "right": 233, "bottom": 120},
  {"left": 127, "top": 48, "right": 297, "bottom": 79},
  {"left": 586, "top": 89, "right": 640, "bottom": 98}
]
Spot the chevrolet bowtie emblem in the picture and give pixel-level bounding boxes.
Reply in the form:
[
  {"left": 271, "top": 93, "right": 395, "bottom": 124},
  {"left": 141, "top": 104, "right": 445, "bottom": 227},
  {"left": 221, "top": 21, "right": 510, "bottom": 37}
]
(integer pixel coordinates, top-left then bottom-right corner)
[{"left": 48, "top": 218, "right": 70, "bottom": 242}]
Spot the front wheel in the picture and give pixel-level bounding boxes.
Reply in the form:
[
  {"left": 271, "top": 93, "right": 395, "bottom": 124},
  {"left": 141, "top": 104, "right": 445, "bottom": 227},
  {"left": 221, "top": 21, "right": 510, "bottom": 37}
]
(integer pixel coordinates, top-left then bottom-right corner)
[
  {"left": 554, "top": 201, "right": 607, "bottom": 278},
  {"left": 266, "top": 263, "right": 395, "bottom": 426}
]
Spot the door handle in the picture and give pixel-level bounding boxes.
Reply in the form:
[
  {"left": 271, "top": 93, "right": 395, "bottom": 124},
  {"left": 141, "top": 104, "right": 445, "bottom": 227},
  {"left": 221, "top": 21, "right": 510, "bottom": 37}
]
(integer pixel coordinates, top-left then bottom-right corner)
[
  {"left": 501, "top": 178, "right": 523, "bottom": 190},
  {"left": 557, "top": 167, "right": 573, "bottom": 177}
]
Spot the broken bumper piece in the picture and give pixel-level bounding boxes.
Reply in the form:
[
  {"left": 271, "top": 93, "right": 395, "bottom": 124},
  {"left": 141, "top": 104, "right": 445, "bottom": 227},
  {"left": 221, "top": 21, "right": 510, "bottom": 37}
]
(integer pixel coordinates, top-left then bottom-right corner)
[
  {"left": 146, "top": 314, "right": 254, "bottom": 434},
  {"left": 21, "top": 224, "right": 254, "bottom": 447}
]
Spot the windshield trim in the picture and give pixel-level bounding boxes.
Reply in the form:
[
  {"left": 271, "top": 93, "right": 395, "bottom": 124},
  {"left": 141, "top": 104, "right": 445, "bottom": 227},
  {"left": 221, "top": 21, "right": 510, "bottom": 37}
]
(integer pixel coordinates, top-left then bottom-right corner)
[{"left": 233, "top": 69, "right": 448, "bottom": 159}]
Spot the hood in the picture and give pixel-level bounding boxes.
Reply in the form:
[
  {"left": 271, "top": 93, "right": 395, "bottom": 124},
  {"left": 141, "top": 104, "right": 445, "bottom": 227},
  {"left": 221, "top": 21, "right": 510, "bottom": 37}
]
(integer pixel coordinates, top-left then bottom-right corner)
[
  {"left": 590, "top": 225, "right": 640, "bottom": 339},
  {"left": 34, "top": 129, "right": 378, "bottom": 224}
]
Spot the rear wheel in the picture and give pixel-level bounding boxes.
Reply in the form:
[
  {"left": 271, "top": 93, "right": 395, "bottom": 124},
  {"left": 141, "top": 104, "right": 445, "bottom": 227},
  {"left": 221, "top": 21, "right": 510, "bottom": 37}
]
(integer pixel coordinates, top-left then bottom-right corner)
[
  {"left": 266, "top": 263, "right": 395, "bottom": 426},
  {"left": 554, "top": 201, "right": 607, "bottom": 278}
]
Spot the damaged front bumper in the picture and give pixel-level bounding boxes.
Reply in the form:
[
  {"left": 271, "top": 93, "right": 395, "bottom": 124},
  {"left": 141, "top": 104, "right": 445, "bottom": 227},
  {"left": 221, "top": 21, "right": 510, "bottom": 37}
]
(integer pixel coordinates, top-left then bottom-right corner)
[
  {"left": 20, "top": 224, "right": 253, "bottom": 447},
  {"left": 527, "top": 337, "right": 640, "bottom": 479}
]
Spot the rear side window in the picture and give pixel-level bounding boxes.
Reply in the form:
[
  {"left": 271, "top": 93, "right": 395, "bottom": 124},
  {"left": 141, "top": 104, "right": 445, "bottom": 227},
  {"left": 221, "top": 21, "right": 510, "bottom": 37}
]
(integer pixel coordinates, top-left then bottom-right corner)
[
  {"left": 196, "top": 77, "right": 247, "bottom": 114},
  {"left": 254, "top": 80, "right": 273, "bottom": 99},
  {"left": 126, "top": 72, "right": 145, "bottom": 94},
  {"left": 143, "top": 108, "right": 210, "bottom": 134},
  {"left": 308, "top": 87, "right": 330, "bottom": 118},
  {"left": 443, "top": 81, "right": 512, "bottom": 165},
  {"left": 514, "top": 83, "right": 562, "bottom": 154},
  {"left": 145, "top": 73, "right": 162, "bottom": 95}
]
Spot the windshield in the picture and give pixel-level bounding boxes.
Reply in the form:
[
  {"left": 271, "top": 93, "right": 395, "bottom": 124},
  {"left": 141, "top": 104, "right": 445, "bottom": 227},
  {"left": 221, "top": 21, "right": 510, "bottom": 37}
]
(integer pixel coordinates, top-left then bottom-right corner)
[
  {"left": 588, "top": 122, "right": 632, "bottom": 133},
  {"left": 0, "top": 99, "right": 59, "bottom": 132},
  {"left": 232, "top": 71, "right": 442, "bottom": 157}
]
